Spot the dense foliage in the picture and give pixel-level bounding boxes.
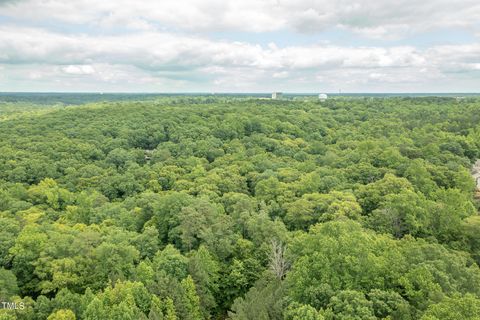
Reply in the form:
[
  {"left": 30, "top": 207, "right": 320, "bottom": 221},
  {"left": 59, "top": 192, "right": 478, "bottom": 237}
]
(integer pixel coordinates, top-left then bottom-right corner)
[{"left": 1, "top": 96, "right": 480, "bottom": 319}]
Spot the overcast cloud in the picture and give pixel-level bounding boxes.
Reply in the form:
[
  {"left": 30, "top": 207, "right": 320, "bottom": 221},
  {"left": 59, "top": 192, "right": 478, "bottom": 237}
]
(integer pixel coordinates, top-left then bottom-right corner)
[{"left": 0, "top": 0, "right": 479, "bottom": 92}]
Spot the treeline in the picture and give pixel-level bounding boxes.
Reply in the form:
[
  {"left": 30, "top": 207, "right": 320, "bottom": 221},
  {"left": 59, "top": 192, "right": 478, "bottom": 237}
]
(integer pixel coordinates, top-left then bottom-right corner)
[{"left": 1, "top": 97, "right": 480, "bottom": 319}]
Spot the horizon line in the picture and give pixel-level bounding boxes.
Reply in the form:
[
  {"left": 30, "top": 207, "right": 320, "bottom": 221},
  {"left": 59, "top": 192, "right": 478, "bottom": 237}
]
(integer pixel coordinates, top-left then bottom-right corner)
[{"left": 1, "top": 91, "right": 480, "bottom": 95}]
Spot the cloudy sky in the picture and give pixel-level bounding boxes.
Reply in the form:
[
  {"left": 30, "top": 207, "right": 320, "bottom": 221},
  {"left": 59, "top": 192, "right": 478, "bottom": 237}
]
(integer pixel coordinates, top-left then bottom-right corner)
[{"left": 0, "top": 0, "right": 479, "bottom": 92}]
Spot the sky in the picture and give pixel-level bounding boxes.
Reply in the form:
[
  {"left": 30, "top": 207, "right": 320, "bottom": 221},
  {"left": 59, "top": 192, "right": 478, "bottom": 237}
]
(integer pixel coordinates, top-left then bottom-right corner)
[{"left": 0, "top": 0, "right": 479, "bottom": 93}]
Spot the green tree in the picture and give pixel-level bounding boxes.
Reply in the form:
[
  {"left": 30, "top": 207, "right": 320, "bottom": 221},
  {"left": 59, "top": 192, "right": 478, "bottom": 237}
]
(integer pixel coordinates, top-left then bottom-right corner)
[
  {"left": 420, "top": 294, "right": 480, "bottom": 320},
  {"left": 356, "top": 173, "right": 414, "bottom": 213},
  {"left": 84, "top": 281, "right": 151, "bottom": 320},
  {"left": 47, "top": 309, "right": 76, "bottom": 320},
  {"left": 284, "top": 303, "right": 325, "bottom": 320},
  {"left": 328, "top": 290, "right": 376, "bottom": 320},
  {"left": 0, "top": 268, "right": 18, "bottom": 300},
  {"left": 163, "top": 298, "right": 177, "bottom": 320},
  {"left": 228, "top": 276, "right": 284, "bottom": 320},
  {"left": 153, "top": 245, "right": 188, "bottom": 281},
  {"left": 91, "top": 242, "right": 139, "bottom": 288},
  {"left": 148, "top": 296, "right": 166, "bottom": 320},
  {"left": 180, "top": 276, "right": 202, "bottom": 320},
  {"left": 367, "top": 190, "right": 431, "bottom": 238},
  {"left": 188, "top": 246, "right": 220, "bottom": 316}
]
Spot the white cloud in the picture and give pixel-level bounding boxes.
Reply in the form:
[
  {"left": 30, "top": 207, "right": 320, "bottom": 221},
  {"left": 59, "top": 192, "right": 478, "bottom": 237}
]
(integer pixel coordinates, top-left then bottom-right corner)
[
  {"left": 0, "top": 25, "right": 479, "bottom": 92},
  {"left": 1, "top": 0, "right": 479, "bottom": 37},
  {"left": 0, "top": 26, "right": 434, "bottom": 71},
  {"left": 27, "top": 71, "right": 43, "bottom": 80},
  {"left": 61, "top": 65, "right": 96, "bottom": 75},
  {"left": 273, "top": 71, "right": 289, "bottom": 79},
  {"left": 0, "top": 0, "right": 479, "bottom": 92}
]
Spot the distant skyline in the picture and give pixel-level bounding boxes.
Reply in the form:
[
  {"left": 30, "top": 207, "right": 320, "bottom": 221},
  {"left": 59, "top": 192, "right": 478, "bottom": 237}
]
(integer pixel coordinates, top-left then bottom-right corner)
[{"left": 1, "top": 0, "right": 480, "bottom": 92}]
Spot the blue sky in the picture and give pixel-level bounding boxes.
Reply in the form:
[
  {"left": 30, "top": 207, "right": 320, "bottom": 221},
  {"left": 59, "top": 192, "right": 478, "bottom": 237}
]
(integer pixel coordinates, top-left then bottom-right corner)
[{"left": 0, "top": 0, "right": 479, "bottom": 92}]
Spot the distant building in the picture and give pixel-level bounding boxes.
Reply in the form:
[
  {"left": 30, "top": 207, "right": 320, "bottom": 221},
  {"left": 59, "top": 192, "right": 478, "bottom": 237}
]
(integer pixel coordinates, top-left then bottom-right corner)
[
  {"left": 272, "top": 92, "right": 283, "bottom": 100},
  {"left": 319, "top": 93, "right": 328, "bottom": 101}
]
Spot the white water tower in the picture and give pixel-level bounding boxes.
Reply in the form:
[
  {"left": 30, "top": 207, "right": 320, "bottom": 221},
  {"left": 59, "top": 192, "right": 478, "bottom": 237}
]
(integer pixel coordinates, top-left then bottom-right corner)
[
  {"left": 319, "top": 93, "right": 328, "bottom": 101},
  {"left": 272, "top": 92, "right": 283, "bottom": 100}
]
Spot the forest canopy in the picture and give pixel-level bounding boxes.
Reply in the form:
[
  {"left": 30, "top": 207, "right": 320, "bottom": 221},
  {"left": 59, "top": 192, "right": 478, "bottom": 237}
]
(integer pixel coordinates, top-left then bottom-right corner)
[{"left": 1, "top": 96, "right": 480, "bottom": 319}]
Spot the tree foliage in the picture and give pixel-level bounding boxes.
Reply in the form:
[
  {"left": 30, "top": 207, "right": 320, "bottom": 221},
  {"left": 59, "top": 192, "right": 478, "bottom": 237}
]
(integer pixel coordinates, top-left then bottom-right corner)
[{"left": 1, "top": 96, "right": 480, "bottom": 319}]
